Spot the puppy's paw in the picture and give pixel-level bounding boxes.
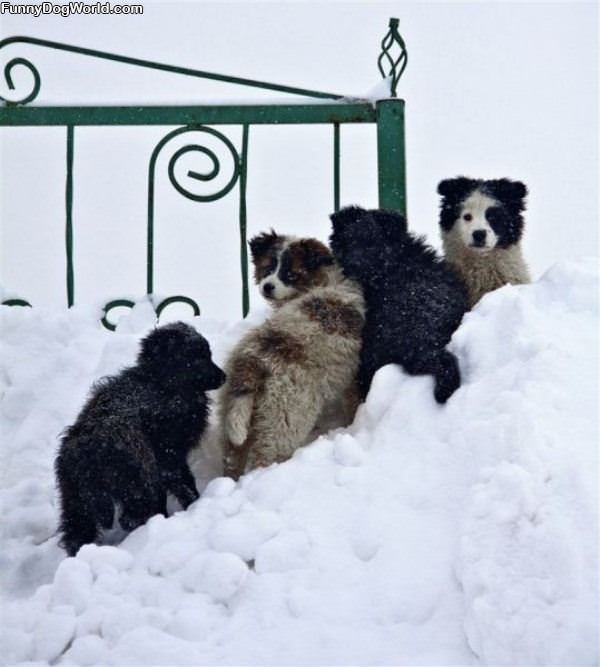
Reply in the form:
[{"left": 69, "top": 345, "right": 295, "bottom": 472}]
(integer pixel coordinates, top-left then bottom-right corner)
[
  {"left": 176, "top": 484, "right": 199, "bottom": 509},
  {"left": 433, "top": 351, "right": 461, "bottom": 404},
  {"left": 434, "top": 380, "right": 457, "bottom": 404}
]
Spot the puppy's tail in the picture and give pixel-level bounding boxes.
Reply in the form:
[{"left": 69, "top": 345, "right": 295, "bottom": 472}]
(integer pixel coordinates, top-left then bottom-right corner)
[
  {"left": 223, "top": 394, "right": 256, "bottom": 481},
  {"left": 225, "top": 394, "right": 255, "bottom": 447},
  {"left": 223, "top": 354, "right": 268, "bottom": 447}
]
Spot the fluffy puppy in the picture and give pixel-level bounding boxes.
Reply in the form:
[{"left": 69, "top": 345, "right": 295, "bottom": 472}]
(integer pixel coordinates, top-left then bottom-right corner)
[
  {"left": 55, "top": 322, "right": 225, "bottom": 556},
  {"left": 438, "top": 177, "right": 530, "bottom": 307},
  {"left": 329, "top": 206, "right": 468, "bottom": 404},
  {"left": 221, "top": 233, "right": 365, "bottom": 479}
]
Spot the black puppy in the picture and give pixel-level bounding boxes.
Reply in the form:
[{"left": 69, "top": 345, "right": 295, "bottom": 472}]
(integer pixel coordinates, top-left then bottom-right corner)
[
  {"left": 329, "top": 206, "right": 468, "bottom": 404},
  {"left": 55, "top": 322, "right": 225, "bottom": 556}
]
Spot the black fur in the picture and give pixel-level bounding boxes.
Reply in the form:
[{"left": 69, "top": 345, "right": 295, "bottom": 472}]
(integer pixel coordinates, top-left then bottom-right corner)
[
  {"left": 55, "top": 322, "right": 225, "bottom": 556},
  {"left": 249, "top": 229, "right": 280, "bottom": 261},
  {"left": 438, "top": 177, "right": 527, "bottom": 247},
  {"left": 329, "top": 206, "right": 468, "bottom": 404}
]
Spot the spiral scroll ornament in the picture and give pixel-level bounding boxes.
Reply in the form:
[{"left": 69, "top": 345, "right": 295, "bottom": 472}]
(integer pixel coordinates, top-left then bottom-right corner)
[
  {"left": 1, "top": 57, "right": 41, "bottom": 106},
  {"left": 155, "top": 125, "right": 241, "bottom": 203},
  {"left": 144, "top": 125, "right": 242, "bottom": 315}
]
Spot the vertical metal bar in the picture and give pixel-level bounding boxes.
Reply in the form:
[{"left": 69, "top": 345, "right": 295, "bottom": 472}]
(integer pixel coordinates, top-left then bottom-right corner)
[
  {"left": 65, "top": 125, "right": 75, "bottom": 307},
  {"left": 147, "top": 175, "right": 154, "bottom": 295},
  {"left": 333, "top": 122, "right": 340, "bottom": 212},
  {"left": 147, "top": 151, "right": 156, "bottom": 295},
  {"left": 376, "top": 98, "right": 406, "bottom": 215},
  {"left": 239, "top": 124, "right": 250, "bottom": 317}
]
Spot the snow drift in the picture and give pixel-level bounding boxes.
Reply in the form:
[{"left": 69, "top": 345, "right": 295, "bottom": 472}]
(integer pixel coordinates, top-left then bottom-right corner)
[{"left": 0, "top": 259, "right": 598, "bottom": 666}]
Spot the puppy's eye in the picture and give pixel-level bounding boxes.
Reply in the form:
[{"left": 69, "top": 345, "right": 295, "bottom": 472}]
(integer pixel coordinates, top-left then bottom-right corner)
[{"left": 463, "top": 213, "right": 473, "bottom": 222}]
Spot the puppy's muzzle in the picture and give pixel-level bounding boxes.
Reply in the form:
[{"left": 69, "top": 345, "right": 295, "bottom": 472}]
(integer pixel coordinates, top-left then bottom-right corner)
[{"left": 207, "top": 363, "right": 226, "bottom": 390}]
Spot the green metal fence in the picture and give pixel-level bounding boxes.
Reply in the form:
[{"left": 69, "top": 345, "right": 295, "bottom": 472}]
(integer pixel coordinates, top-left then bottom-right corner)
[{"left": 0, "top": 18, "right": 407, "bottom": 329}]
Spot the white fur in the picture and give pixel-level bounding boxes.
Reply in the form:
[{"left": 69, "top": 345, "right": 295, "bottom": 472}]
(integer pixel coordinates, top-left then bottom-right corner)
[
  {"left": 225, "top": 393, "right": 254, "bottom": 446},
  {"left": 442, "top": 228, "right": 530, "bottom": 308},
  {"left": 258, "top": 237, "right": 299, "bottom": 302},
  {"left": 453, "top": 190, "right": 499, "bottom": 252}
]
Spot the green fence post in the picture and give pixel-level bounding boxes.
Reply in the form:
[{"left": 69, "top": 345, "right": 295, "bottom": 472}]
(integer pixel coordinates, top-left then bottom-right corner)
[{"left": 376, "top": 98, "right": 406, "bottom": 216}]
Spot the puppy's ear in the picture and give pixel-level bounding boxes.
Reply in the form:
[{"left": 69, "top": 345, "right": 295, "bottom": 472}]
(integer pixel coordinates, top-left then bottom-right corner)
[
  {"left": 437, "top": 177, "right": 477, "bottom": 200},
  {"left": 297, "top": 239, "right": 335, "bottom": 271},
  {"left": 329, "top": 206, "right": 366, "bottom": 230},
  {"left": 249, "top": 229, "right": 279, "bottom": 261},
  {"left": 487, "top": 178, "right": 528, "bottom": 208}
]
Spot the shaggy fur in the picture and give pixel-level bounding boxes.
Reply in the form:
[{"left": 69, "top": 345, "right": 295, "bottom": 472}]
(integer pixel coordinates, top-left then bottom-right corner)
[
  {"left": 55, "top": 322, "right": 225, "bottom": 556},
  {"left": 220, "top": 234, "right": 365, "bottom": 480},
  {"left": 438, "top": 177, "right": 530, "bottom": 307},
  {"left": 329, "top": 206, "right": 468, "bottom": 404}
]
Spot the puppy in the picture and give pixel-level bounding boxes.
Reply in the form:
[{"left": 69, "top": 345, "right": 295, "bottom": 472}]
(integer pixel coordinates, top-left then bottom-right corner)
[
  {"left": 329, "top": 206, "right": 468, "bottom": 404},
  {"left": 220, "top": 232, "right": 365, "bottom": 479},
  {"left": 438, "top": 177, "right": 530, "bottom": 307},
  {"left": 55, "top": 322, "right": 225, "bottom": 556}
]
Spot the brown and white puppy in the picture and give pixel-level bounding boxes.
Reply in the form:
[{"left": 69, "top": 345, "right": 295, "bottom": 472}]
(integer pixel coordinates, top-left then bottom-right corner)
[
  {"left": 438, "top": 177, "right": 530, "bottom": 308},
  {"left": 219, "top": 232, "right": 365, "bottom": 480}
]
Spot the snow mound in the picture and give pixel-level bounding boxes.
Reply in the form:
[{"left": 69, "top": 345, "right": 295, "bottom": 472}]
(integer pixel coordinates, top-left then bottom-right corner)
[{"left": 1, "top": 259, "right": 598, "bottom": 666}]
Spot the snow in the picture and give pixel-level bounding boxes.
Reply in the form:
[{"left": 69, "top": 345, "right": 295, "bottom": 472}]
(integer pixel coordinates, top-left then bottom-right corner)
[{"left": 0, "top": 258, "right": 597, "bottom": 666}]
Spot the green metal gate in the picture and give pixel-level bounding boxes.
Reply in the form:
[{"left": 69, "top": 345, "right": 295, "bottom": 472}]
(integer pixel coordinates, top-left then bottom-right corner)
[{"left": 0, "top": 18, "right": 407, "bottom": 329}]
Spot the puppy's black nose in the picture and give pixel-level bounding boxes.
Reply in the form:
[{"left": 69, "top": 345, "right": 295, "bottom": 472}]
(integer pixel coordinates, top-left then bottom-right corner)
[
  {"left": 263, "top": 282, "right": 275, "bottom": 297},
  {"left": 472, "top": 230, "right": 487, "bottom": 246}
]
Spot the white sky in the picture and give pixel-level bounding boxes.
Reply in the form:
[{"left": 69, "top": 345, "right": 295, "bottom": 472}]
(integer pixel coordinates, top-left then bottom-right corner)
[{"left": 1, "top": 1, "right": 598, "bottom": 321}]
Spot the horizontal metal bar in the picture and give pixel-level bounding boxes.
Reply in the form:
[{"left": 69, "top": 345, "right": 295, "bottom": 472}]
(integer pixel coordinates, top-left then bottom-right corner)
[{"left": 0, "top": 103, "right": 378, "bottom": 126}]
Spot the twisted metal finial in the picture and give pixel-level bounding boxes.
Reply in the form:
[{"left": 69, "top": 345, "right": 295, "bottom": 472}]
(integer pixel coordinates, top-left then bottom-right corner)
[{"left": 378, "top": 18, "right": 408, "bottom": 97}]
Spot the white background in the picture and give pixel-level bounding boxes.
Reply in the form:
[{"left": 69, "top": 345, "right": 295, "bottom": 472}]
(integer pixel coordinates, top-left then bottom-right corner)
[{"left": 1, "top": 0, "right": 597, "bottom": 320}]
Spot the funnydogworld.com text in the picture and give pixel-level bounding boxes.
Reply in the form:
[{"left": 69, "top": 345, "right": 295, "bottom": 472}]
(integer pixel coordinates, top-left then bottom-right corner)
[{"left": 0, "top": 2, "right": 143, "bottom": 17}]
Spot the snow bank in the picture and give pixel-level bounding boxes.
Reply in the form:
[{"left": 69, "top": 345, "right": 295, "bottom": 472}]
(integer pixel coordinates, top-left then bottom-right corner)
[{"left": 0, "top": 260, "right": 597, "bottom": 666}]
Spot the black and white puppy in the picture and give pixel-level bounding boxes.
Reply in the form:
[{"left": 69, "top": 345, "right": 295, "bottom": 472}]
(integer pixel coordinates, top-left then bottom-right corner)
[
  {"left": 329, "top": 206, "right": 468, "bottom": 404},
  {"left": 438, "top": 177, "right": 530, "bottom": 307},
  {"left": 55, "top": 322, "right": 225, "bottom": 556}
]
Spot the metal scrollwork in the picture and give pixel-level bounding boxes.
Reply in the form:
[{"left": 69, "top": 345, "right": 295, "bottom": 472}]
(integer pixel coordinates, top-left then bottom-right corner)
[
  {"left": 98, "top": 125, "right": 240, "bottom": 331},
  {"left": 155, "top": 296, "right": 200, "bottom": 319},
  {"left": 2, "top": 298, "right": 32, "bottom": 307},
  {"left": 101, "top": 299, "right": 136, "bottom": 332},
  {"left": 1, "top": 57, "right": 41, "bottom": 106},
  {"left": 144, "top": 125, "right": 241, "bottom": 317},
  {"left": 0, "top": 35, "right": 341, "bottom": 107},
  {"left": 101, "top": 296, "right": 201, "bottom": 332},
  {"left": 2, "top": 21, "right": 407, "bottom": 326},
  {"left": 164, "top": 128, "right": 240, "bottom": 203}
]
